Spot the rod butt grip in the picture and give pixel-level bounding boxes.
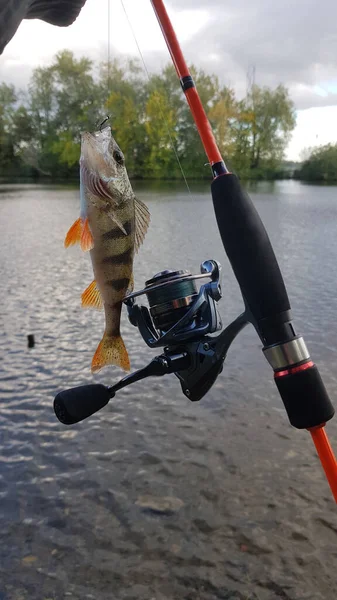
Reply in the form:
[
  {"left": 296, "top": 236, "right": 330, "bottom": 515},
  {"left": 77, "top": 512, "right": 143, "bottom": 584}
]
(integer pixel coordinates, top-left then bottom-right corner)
[{"left": 275, "top": 364, "right": 334, "bottom": 429}]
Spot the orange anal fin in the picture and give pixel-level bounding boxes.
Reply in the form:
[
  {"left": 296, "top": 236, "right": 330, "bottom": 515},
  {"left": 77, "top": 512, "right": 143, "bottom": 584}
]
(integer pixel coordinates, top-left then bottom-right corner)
[
  {"left": 80, "top": 217, "right": 94, "bottom": 252},
  {"left": 91, "top": 332, "right": 130, "bottom": 373},
  {"left": 81, "top": 280, "right": 103, "bottom": 310},
  {"left": 64, "top": 217, "right": 82, "bottom": 248}
]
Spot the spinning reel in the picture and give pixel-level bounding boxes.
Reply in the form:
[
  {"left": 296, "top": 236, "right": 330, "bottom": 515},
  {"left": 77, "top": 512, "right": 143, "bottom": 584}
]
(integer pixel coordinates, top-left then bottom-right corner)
[
  {"left": 54, "top": 260, "right": 248, "bottom": 425},
  {"left": 125, "top": 259, "right": 223, "bottom": 347}
]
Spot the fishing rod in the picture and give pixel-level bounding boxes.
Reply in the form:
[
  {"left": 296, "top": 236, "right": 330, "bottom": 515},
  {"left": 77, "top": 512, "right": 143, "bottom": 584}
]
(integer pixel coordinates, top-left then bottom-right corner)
[
  {"left": 53, "top": 0, "right": 337, "bottom": 503},
  {"left": 149, "top": 0, "right": 337, "bottom": 500}
]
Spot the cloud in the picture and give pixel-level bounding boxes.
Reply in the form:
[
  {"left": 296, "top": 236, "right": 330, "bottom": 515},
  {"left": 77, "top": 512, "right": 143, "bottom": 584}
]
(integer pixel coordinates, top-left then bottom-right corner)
[
  {"left": 167, "top": 0, "right": 337, "bottom": 110},
  {"left": 287, "top": 105, "right": 337, "bottom": 160}
]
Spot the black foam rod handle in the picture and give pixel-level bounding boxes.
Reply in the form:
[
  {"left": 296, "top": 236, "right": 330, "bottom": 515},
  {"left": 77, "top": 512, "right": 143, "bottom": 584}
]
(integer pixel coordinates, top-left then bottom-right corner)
[
  {"left": 211, "top": 174, "right": 291, "bottom": 333},
  {"left": 54, "top": 384, "right": 111, "bottom": 425}
]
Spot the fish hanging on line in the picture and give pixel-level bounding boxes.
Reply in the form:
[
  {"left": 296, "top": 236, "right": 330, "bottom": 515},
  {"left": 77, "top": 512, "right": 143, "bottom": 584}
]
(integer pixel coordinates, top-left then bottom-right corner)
[{"left": 64, "top": 125, "right": 150, "bottom": 373}]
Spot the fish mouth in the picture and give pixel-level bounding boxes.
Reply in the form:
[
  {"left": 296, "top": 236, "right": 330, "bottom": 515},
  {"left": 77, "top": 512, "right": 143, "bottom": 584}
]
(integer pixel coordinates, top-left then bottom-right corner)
[
  {"left": 81, "top": 126, "right": 111, "bottom": 145},
  {"left": 81, "top": 126, "right": 121, "bottom": 179},
  {"left": 81, "top": 131, "right": 98, "bottom": 142},
  {"left": 81, "top": 131, "right": 95, "bottom": 145}
]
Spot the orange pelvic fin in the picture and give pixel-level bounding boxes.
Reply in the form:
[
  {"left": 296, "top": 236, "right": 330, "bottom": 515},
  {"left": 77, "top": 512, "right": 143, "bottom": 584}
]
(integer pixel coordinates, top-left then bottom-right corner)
[
  {"left": 91, "top": 332, "right": 130, "bottom": 373},
  {"left": 64, "top": 217, "right": 83, "bottom": 248},
  {"left": 81, "top": 280, "right": 103, "bottom": 310},
  {"left": 80, "top": 217, "right": 94, "bottom": 252}
]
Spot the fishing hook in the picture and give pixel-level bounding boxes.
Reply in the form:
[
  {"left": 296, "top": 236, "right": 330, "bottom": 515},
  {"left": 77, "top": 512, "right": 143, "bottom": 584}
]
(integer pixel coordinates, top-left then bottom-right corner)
[{"left": 99, "top": 115, "right": 110, "bottom": 132}]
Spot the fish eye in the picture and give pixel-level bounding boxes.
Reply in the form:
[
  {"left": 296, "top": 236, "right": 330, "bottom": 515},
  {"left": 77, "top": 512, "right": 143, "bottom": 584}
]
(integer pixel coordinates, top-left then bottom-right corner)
[{"left": 113, "top": 149, "right": 124, "bottom": 165}]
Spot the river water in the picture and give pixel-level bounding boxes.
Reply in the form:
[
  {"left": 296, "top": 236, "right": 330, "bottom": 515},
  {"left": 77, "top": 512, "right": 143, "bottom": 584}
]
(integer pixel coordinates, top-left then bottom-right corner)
[{"left": 0, "top": 180, "right": 337, "bottom": 600}]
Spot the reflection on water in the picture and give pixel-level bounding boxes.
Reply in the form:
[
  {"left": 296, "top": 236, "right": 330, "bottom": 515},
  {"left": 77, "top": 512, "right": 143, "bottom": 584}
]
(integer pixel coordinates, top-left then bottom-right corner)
[{"left": 1, "top": 180, "right": 337, "bottom": 600}]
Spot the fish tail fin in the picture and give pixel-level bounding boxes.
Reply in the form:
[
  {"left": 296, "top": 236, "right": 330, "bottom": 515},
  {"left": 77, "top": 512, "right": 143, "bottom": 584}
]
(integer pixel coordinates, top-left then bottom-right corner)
[
  {"left": 91, "top": 331, "right": 130, "bottom": 373},
  {"left": 65, "top": 217, "right": 83, "bottom": 248}
]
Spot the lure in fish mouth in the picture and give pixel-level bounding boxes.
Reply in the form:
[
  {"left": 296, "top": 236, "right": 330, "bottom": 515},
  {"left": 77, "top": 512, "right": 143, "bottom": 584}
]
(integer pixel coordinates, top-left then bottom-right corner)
[{"left": 64, "top": 126, "right": 150, "bottom": 373}]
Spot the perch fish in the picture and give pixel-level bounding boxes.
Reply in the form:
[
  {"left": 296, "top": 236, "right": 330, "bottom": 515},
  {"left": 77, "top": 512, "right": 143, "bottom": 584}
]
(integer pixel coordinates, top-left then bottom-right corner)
[{"left": 65, "top": 126, "right": 150, "bottom": 372}]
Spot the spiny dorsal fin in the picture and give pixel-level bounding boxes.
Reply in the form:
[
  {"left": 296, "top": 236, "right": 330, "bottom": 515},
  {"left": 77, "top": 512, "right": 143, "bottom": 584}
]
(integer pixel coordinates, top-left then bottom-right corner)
[
  {"left": 134, "top": 196, "right": 150, "bottom": 253},
  {"left": 81, "top": 280, "right": 103, "bottom": 310}
]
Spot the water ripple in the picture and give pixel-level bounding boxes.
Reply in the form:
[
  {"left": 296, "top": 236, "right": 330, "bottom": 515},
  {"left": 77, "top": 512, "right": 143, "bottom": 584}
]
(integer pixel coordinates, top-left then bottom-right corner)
[{"left": 0, "top": 182, "right": 337, "bottom": 600}]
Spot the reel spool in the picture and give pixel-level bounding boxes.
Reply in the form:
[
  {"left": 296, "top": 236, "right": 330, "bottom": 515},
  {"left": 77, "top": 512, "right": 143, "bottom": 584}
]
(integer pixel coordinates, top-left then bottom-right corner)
[
  {"left": 124, "top": 260, "right": 223, "bottom": 347},
  {"left": 144, "top": 270, "right": 198, "bottom": 331}
]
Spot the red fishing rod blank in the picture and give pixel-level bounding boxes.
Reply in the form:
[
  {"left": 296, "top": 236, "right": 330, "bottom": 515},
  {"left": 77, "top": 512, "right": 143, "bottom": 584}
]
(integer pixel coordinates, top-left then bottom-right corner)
[{"left": 309, "top": 426, "right": 337, "bottom": 502}]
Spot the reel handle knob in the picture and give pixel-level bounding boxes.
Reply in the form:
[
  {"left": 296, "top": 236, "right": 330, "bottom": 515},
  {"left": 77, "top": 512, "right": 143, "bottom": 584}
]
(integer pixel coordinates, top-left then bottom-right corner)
[{"left": 54, "top": 384, "right": 112, "bottom": 425}]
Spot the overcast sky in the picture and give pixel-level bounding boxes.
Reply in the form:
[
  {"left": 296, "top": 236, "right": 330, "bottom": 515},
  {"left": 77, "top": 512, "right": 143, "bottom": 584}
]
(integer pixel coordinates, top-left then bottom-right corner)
[{"left": 1, "top": 0, "right": 337, "bottom": 160}]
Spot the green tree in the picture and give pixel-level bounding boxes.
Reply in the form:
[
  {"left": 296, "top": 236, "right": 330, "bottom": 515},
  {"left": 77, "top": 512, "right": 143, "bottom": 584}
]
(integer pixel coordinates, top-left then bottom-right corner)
[
  {"left": 144, "top": 89, "right": 177, "bottom": 178},
  {"left": 100, "top": 59, "right": 148, "bottom": 177},
  {"left": 26, "top": 50, "right": 100, "bottom": 175},
  {"left": 12, "top": 104, "right": 41, "bottom": 176},
  {"left": 0, "top": 52, "right": 297, "bottom": 181},
  {"left": 51, "top": 50, "right": 99, "bottom": 135},
  {"left": 230, "top": 101, "right": 254, "bottom": 174},
  {"left": 209, "top": 86, "right": 237, "bottom": 160},
  {"left": 0, "top": 83, "right": 18, "bottom": 176},
  {"left": 245, "top": 84, "right": 296, "bottom": 171},
  {"left": 298, "top": 144, "right": 337, "bottom": 181}
]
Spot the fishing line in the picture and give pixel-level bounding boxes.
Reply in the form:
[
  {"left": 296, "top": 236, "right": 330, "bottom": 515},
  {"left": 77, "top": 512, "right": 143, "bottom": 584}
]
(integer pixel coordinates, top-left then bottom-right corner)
[
  {"left": 120, "top": 0, "right": 193, "bottom": 197},
  {"left": 107, "top": 0, "right": 111, "bottom": 95}
]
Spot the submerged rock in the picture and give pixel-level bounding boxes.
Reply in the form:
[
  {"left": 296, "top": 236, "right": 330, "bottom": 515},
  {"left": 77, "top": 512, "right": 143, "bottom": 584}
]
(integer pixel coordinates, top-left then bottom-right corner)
[{"left": 135, "top": 495, "right": 184, "bottom": 515}]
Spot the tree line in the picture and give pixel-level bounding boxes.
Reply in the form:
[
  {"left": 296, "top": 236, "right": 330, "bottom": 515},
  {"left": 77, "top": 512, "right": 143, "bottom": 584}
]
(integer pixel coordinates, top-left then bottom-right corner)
[
  {"left": 296, "top": 144, "right": 337, "bottom": 182},
  {"left": 0, "top": 50, "right": 297, "bottom": 181}
]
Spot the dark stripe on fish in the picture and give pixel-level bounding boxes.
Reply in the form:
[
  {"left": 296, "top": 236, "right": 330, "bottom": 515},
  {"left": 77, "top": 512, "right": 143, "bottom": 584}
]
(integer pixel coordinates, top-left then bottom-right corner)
[
  {"left": 102, "top": 219, "right": 133, "bottom": 241},
  {"left": 102, "top": 247, "right": 133, "bottom": 265},
  {"left": 106, "top": 278, "right": 130, "bottom": 291}
]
